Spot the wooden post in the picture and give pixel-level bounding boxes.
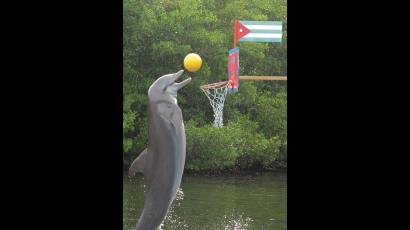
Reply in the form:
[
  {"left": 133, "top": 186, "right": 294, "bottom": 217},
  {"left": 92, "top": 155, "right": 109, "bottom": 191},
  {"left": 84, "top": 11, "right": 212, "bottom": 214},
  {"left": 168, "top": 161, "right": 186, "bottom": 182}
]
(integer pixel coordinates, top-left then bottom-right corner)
[{"left": 239, "top": 76, "right": 287, "bottom": 81}]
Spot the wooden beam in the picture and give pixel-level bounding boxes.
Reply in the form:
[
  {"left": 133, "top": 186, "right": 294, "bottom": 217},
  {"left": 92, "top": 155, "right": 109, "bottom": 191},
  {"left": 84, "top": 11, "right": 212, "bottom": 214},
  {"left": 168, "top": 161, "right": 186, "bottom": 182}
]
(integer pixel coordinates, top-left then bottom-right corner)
[{"left": 239, "top": 76, "right": 287, "bottom": 81}]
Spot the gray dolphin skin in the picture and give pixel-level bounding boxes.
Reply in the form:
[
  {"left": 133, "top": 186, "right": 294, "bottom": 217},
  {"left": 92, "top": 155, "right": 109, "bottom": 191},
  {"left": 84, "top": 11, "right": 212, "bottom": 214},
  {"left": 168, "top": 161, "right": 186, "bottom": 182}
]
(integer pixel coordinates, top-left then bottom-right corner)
[{"left": 128, "top": 70, "right": 192, "bottom": 230}]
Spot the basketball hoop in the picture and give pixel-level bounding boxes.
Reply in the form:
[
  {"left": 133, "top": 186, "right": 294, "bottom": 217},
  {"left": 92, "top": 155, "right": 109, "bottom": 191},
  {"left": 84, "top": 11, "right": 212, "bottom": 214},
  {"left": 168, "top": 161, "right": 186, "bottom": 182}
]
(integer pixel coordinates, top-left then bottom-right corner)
[{"left": 200, "top": 81, "right": 229, "bottom": 128}]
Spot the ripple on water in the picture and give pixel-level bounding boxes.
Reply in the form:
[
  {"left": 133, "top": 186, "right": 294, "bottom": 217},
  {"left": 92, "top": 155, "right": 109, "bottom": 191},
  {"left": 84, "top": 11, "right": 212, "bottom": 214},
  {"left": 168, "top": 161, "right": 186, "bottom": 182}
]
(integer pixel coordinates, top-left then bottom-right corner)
[{"left": 123, "top": 173, "right": 287, "bottom": 230}]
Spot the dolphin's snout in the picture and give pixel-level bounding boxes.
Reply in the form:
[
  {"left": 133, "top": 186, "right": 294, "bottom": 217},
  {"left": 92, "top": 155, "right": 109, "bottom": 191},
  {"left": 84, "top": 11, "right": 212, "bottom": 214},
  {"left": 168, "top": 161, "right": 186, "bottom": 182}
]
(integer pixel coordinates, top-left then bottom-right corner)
[
  {"left": 175, "top": 69, "right": 184, "bottom": 78},
  {"left": 168, "top": 70, "right": 191, "bottom": 91},
  {"left": 175, "top": 77, "right": 192, "bottom": 90},
  {"left": 150, "top": 70, "right": 191, "bottom": 99},
  {"left": 171, "top": 70, "right": 185, "bottom": 83}
]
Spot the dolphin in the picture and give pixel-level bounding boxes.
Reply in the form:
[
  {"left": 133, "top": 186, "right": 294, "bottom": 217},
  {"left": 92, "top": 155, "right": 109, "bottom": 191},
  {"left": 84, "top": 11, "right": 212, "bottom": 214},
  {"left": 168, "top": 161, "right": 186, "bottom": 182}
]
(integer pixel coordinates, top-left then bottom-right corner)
[{"left": 128, "top": 70, "right": 191, "bottom": 230}]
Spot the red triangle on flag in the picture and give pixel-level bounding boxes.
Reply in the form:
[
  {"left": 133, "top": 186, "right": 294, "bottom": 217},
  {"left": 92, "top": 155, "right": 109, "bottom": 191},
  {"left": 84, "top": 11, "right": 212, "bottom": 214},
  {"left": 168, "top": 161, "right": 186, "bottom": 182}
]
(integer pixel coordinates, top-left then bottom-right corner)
[{"left": 236, "top": 20, "right": 250, "bottom": 41}]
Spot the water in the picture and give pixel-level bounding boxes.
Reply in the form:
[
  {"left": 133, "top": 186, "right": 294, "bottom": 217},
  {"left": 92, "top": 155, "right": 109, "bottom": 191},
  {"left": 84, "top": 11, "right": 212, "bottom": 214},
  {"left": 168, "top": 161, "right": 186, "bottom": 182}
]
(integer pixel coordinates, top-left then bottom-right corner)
[{"left": 123, "top": 172, "right": 287, "bottom": 230}]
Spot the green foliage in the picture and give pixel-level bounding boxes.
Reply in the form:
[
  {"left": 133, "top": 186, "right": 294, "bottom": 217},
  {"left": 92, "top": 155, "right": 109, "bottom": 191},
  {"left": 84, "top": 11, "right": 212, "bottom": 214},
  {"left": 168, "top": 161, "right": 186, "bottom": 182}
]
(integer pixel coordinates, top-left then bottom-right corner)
[
  {"left": 123, "top": 0, "right": 287, "bottom": 172},
  {"left": 185, "top": 117, "right": 281, "bottom": 173},
  {"left": 185, "top": 120, "right": 239, "bottom": 172}
]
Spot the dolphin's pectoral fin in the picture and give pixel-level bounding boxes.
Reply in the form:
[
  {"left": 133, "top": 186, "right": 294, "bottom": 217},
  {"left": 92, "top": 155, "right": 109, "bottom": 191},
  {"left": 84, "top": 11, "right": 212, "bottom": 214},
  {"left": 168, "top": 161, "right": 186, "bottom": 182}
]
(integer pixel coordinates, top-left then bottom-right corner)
[
  {"left": 129, "top": 148, "right": 148, "bottom": 177},
  {"left": 159, "top": 105, "right": 183, "bottom": 129},
  {"left": 169, "top": 111, "right": 182, "bottom": 129}
]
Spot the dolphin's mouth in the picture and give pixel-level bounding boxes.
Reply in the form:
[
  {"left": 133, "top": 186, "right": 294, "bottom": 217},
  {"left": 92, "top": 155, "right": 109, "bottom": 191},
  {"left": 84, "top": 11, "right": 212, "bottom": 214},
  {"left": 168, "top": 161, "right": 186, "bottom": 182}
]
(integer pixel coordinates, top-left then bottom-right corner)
[{"left": 168, "top": 70, "right": 192, "bottom": 91}]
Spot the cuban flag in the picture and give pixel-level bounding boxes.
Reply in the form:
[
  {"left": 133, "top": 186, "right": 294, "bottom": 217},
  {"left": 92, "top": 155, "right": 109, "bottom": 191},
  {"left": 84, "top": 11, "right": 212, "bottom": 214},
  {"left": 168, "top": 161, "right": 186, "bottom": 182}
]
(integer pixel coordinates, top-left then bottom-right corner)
[{"left": 235, "top": 20, "right": 283, "bottom": 43}]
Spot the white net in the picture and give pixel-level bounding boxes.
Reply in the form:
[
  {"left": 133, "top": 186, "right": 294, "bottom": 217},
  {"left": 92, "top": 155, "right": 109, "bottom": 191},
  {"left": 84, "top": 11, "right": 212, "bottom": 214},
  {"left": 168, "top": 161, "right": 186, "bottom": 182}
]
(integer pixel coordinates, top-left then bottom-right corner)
[{"left": 200, "top": 81, "right": 229, "bottom": 128}]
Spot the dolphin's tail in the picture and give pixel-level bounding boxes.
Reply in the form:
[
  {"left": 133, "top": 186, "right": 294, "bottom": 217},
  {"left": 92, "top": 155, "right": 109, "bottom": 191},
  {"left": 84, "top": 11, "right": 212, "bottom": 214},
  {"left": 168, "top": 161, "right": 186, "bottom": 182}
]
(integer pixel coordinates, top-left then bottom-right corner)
[
  {"left": 129, "top": 148, "right": 148, "bottom": 177},
  {"left": 136, "top": 198, "right": 171, "bottom": 230}
]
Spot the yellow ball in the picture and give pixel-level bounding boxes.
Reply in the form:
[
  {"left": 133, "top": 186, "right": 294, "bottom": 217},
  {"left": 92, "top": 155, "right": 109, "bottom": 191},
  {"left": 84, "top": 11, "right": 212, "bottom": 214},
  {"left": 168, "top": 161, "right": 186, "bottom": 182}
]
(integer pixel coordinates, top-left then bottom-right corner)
[{"left": 183, "top": 53, "right": 202, "bottom": 72}]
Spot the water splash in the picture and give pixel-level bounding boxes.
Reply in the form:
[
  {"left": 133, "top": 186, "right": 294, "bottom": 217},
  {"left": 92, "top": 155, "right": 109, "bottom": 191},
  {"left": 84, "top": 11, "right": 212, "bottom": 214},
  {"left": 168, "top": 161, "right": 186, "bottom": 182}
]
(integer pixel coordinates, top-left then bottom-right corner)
[
  {"left": 158, "top": 188, "right": 189, "bottom": 230},
  {"left": 218, "top": 213, "right": 254, "bottom": 230},
  {"left": 175, "top": 188, "right": 184, "bottom": 201}
]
